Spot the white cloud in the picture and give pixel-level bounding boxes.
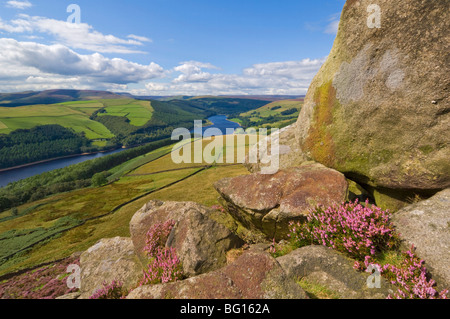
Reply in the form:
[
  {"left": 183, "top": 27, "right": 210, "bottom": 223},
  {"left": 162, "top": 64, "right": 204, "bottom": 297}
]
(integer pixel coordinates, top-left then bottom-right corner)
[
  {"left": 324, "top": 13, "right": 340, "bottom": 35},
  {"left": 173, "top": 61, "right": 219, "bottom": 83},
  {"left": 6, "top": 1, "right": 32, "bottom": 10},
  {"left": 0, "top": 36, "right": 325, "bottom": 95},
  {"left": 0, "top": 38, "right": 165, "bottom": 91},
  {"left": 141, "top": 58, "right": 326, "bottom": 96},
  {"left": 0, "top": 15, "right": 151, "bottom": 53},
  {"left": 243, "top": 59, "right": 325, "bottom": 79},
  {"left": 127, "top": 34, "right": 152, "bottom": 43}
]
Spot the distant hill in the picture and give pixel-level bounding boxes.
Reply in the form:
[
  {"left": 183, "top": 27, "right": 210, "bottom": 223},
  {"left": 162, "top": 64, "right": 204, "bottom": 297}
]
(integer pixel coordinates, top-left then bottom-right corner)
[
  {"left": 0, "top": 90, "right": 126, "bottom": 107},
  {"left": 219, "top": 95, "right": 305, "bottom": 102},
  {"left": 1, "top": 90, "right": 305, "bottom": 106},
  {"left": 117, "top": 94, "right": 305, "bottom": 102}
]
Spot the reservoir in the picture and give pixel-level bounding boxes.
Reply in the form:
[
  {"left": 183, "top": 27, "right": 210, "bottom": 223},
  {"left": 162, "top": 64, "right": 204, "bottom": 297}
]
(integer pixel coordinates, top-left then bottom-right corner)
[
  {"left": 0, "top": 148, "right": 125, "bottom": 188},
  {"left": 196, "top": 115, "right": 241, "bottom": 137},
  {"left": 0, "top": 115, "right": 241, "bottom": 188}
]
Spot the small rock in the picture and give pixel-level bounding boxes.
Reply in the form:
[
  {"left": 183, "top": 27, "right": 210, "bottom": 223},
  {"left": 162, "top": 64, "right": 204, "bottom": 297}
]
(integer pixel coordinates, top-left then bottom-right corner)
[
  {"left": 127, "top": 249, "right": 308, "bottom": 299},
  {"left": 277, "top": 245, "right": 395, "bottom": 299},
  {"left": 56, "top": 292, "right": 81, "bottom": 299},
  {"left": 392, "top": 188, "right": 450, "bottom": 290},
  {"left": 79, "top": 237, "right": 142, "bottom": 299},
  {"left": 214, "top": 162, "right": 348, "bottom": 240}
]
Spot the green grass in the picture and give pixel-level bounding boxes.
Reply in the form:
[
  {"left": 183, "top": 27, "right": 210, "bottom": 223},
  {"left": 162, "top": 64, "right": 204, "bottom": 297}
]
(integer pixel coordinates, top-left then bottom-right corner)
[
  {"left": 0, "top": 103, "right": 114, "bottom": 139},
  {"left": 297, "top": 278, "right": 340, "bottom": 299},
  {"left": 374, "top": 250, "right": 404, "bottom": 269},
  {"left": 98, "top": 100, "right": 153, "bottom": 126},
  {"left": 0, "top": 216, "right": 83, "bottom": 263},
  {"left": 237, "top": 99, "right": 303, "bottom": 129},
  {"left": 0, "top": 99, "right": 154, "bottom": 139},
  {"left": 107, "top": 144, "right": 174, "bottom": 181},
  {"left": 92, "top": 140, "right": 108, "bottom": 147},
  {"left": 241, "top": 100, "right": 302, "bottom": 118}
]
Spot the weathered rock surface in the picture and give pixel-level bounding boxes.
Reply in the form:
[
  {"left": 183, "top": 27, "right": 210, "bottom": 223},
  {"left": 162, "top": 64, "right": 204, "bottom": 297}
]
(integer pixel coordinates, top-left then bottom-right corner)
[
  {"left": 295, "top": 0, "right": 449, "bottom": 192},
  {"left": 244, "top": 124, "right": 306, "bottom": 174},
  {"left": 79, "top": 237, "right": 142, "bottom": 299},
  {"left": 277, "top": 245, "right": 395, "bottom": 299},
  {"left": 55, "top": 292, "right": 81, "bottom": 299},
  {"left": 214, "top": 162, "right": 348, "bottom": 240},
  {"left": 392, "top": 188, "right": 450, "bottom": 290},
  {"left": 127, "top": 248, "right": 308, "bottom": 299},
  {"left": 129, "top": 200, "right": 244, "bottom": 277}
]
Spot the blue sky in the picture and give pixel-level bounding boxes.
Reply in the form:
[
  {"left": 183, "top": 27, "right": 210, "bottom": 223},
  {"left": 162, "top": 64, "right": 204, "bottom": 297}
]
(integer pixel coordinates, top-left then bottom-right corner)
[{"left": 0, "top": 0, "right": 346, "bottom": 95}]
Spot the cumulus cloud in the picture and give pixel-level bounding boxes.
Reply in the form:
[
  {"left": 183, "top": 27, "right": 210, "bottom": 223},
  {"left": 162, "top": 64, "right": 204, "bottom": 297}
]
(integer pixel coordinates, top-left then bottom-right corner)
[
  {"left": 0, "top": 15, "right": 150, "bottom": 53},
  {"left": 140, "top": 58, "right": 326, "bottom": 96},
  {"left": 173, "top": 61, "right": 219, "bottom": 83},
  {"left": 0, "top": 38, "right": 165, "bottom": 91},
  {"left": 0, "top": 36, "right": 325, "bottom": 95},
  {"left": 6, "top": 1, "right": 32, "bottom": 10}
]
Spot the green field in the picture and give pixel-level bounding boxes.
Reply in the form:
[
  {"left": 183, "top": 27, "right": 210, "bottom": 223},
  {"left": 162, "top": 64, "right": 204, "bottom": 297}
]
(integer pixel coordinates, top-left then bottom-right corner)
[
  {"left": 97, "top": 100, "right": 154, "bottom": 126},
  {"left": 0, "top": 99, "right": 154, "bottom": 139},
  {"left": 241, "top": 99, "right": 302, "bottom": 117},
  {"left": 231, "top": 99, "right": 303, "bottom": 129},
  {"left": 0, "top": 137, "right": 252, "bottom": 276}
]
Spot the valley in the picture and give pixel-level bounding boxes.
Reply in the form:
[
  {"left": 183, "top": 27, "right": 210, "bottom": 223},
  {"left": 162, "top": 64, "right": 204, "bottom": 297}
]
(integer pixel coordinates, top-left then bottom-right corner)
[
  {"left": 0, "top": 136, "right": 254, "bottom": 277},
  {"left": 0, "top": 92, "right": 295, "bottom": 279},
  {"left": 0, "top": 92, "right": 270, "bottom": 172}
]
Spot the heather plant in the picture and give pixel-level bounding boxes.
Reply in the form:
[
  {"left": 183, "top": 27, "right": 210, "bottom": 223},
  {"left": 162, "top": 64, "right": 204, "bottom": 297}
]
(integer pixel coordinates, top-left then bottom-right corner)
[
  {"left": 89, "top": 281, "right": 126, "bottom": 299},
  {"left": 140, "top": 247, "right": 183, "bottom": 285},
  {"left": 288, "top": 199, "right": 400, "bottom": 261},
  {"left": 143, "top": 219, "right": 176, "bottom": 257},
  {"left": 0, "top": 256, "right": 80, "bottom": 299},
  {"left": 140, "top": 219, "right": 184, "bottom": 286},
  {"left": 287, "top": 199, "right": 448, "bottom": 299},
  {"left": 354, "top": 248, "right": 448, "bottom": 299}
]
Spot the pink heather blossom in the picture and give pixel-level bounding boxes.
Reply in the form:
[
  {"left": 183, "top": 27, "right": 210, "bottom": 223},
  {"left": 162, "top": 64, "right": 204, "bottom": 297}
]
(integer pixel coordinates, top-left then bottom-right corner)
[
  {"left": 0, "top": 256, "right": 80, "bottom": 299},
  {"left": 288, "top": 200, "right": 448, "bottom": 300},
  {"left": 289, "top": 199, "right": 400, "bottom": 261},
  {"left": 140, "top": 219, "right": 184, "bottom": 286},
  {"left": 89, "top": 281, "right": 124, "bottom": 299}
]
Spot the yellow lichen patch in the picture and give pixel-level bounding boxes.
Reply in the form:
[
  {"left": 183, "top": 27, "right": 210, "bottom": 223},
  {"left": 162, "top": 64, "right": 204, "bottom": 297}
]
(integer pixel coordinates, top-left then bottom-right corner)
[
  {"left": 303, "top": 81, "right": 337, "bottom": 167},
  {"left": 226, "top": 248, "right": 245, "bottom": 264}
]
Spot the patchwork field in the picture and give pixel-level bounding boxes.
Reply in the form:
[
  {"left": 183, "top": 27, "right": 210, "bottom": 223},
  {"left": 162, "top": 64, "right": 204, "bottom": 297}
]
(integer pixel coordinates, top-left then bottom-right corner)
[
  {"left": 0, "top": 99, "right": 154, "bottom": 139},
  {"left": 231, "top": 99, "right": 303, "bottom": 129},
  {"left": 97, "top": 100, "right": 154, "bottom": 126}
]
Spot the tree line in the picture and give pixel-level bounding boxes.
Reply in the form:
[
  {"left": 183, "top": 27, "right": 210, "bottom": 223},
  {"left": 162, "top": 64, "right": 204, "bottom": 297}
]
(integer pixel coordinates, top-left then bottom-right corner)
[
  {"left": 0, "top": 138, "right": 174, "bottom": 213},
  {"left": 0, "top": 125, "right": 96, "bottom": 169}
]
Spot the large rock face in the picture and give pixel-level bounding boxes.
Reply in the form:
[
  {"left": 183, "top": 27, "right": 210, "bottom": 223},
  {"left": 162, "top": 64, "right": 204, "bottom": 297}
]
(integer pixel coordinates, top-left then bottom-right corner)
[
  {"left": 129, "top": 200, "right": 244, "bottom": 277},
  {"left": 214, "top": 163, "right": 348, "bottom": 240},
  {"left": 296, "top": 0, "right": 449, "bottom": 192},
  {"left": 79, "top": 237, "right": 142, "bottom": 299},
  {"left": 392, "top": 188, "right": 450, "bottom": 290},
  {"left": 127, "top": 248, "right": 308, "bottom": 299},
  {"left": 244, "top": 124, "right": 306, "bottom": 174}
]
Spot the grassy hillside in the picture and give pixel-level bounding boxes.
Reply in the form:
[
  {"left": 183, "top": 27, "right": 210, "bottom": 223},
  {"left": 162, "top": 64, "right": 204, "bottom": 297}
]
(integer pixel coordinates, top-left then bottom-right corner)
[
  {"left": 0, "top": 136, "right": 257, "bottom": 276},
  {"left": 0, "top": 90, "right": 125, "bottom": 108},
  {"left": 0, "top": 99, "right": 155, "bottom": 139},
  {"left": 231, "top": 99, "right": 304, "bottom": 129}
]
